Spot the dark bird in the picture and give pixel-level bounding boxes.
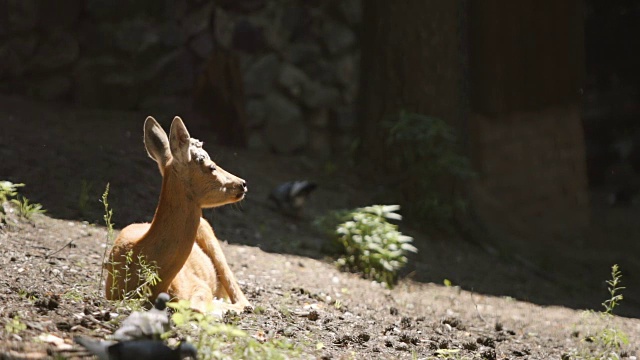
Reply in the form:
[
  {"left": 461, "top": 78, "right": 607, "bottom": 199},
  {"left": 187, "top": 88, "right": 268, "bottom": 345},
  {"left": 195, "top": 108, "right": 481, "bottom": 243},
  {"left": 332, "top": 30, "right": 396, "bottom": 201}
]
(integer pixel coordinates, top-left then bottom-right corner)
[
  {"left": 268, "top": 180, "right": 317, "bottom": 217},
  {"left": 74, "top": 336, "right": 197, "bottom": 360},
  {"left": 112, "top": 292, "right": 171, "bottom": 341}
]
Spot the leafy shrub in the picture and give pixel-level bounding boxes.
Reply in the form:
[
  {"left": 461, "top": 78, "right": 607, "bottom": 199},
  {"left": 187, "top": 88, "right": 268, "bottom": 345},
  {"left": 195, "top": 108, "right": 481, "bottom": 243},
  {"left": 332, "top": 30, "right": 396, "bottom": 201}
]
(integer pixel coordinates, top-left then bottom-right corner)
[
  {"left": 386, "top": 111, "right": 474, "bottom": 229},
  {"left": 0, "top": 181, "right": 24, "bottom": 203},
  {"left": 317, "top": 205, "right": 417, "bottom": 288},
  {"left": 0, "top": 181, "right": 45, "bottom": 222}
]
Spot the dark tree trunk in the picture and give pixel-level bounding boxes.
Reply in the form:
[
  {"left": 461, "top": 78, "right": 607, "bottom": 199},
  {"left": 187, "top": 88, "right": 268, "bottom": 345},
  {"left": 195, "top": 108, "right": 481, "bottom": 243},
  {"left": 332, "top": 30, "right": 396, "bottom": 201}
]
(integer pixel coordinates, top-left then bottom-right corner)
[
  {"left": 193, "top": 46, "right": 248, "bottom": 148},
  {"left": 357, "top": 0, "right": 467, "bottom": 171}
]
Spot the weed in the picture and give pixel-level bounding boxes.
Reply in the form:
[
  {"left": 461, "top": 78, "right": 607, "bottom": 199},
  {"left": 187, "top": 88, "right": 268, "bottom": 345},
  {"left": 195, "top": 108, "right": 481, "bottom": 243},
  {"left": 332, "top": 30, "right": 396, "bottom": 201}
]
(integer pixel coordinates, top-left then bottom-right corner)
[
  {"left": 11, "top": 195, "right": 46, "bottom": 220},
  {"left": 386, "top": 111, "right": 474, "bottom": 229},
  {"left": 0, "top": 181, "right": 24, "bottom": 203},
  {"left": 168, "top": 300, "right": 299, "bottom": 360},
  {"left": 108, "top": 250, "right": 161, "bottom": 303},
  {"left": 572, "top": 264, "right": 630, "bottom": 360},
  {"left": 316, "top": 205, "right": 417, "bottom": 288},
  {"left": 78, "top": 179, "right": 93, "bottom": 219},
  {"left": 99, "top": 183, "right": 115, "bottom": 292},
  {"left": 5, "top": 316, "right": 27, "bottom": 334}
]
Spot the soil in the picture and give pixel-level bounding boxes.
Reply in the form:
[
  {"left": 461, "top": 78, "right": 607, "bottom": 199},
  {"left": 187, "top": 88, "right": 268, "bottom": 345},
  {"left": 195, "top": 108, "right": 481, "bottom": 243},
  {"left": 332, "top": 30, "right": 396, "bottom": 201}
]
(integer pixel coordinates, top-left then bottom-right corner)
[{"left": 0, "top": 95, "right": 639, "bottom": 359}]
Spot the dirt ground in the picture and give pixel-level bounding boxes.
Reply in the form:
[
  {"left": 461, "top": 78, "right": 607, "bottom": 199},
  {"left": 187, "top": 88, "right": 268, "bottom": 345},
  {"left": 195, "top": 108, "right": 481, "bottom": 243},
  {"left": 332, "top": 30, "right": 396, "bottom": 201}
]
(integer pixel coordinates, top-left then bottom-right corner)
[{"left": 0, "top": 95, "right": 639, "bottom": 359}]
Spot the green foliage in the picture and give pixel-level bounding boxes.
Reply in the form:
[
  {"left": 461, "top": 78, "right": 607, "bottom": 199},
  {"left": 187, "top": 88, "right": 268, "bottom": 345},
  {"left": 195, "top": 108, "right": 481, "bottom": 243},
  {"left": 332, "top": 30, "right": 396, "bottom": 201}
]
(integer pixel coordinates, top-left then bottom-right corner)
[
  {"left": 317, "top": 205, "right": 417, "bottom": 288},
  {"left": 572, "top": 265, "right": 630, "bottom": 360},
  {"left": 78, "top": 179, "right": 93, "bottom": 218},
  {"left": 602, "top": 264, "right": 624, "bottom": 315},
  {"left": 99, "top": 183, "right": 161, "bottom": 302},
  {"left": 5, "top": 316, "right": 27, "bottom": 334},
  {"left": 99, "top": 183, "right": 115, "bottom": 292},
  {"left": 108, "top": 249, "right": 161, "bottom": 303},
  {"left": 11, "top": 195, "right": 46, "bottom": 220},
  {"left": 168, "top": 300, "right": 299, "bottom": 360},
  {"left": 0, "top": 181, "right": 24, "bottom": 203},
  {"left": 386, "top": 111, "right": 474, "bottom": 229}
]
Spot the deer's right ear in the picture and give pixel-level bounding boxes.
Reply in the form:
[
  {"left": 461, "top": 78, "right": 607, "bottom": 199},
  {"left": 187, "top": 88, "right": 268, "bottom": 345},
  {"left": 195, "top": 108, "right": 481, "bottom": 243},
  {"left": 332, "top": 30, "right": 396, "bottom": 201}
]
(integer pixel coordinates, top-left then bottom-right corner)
[{"left": 144, "top": 116, "right": 171, "bottom": 173}]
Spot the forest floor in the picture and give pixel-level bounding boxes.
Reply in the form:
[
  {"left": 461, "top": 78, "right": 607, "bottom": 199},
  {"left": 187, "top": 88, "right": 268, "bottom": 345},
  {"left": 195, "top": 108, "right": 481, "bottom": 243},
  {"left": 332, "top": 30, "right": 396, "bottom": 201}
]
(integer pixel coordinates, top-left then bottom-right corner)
[{"left": 0, "top": 95, "right": 639, "bottom": 359}]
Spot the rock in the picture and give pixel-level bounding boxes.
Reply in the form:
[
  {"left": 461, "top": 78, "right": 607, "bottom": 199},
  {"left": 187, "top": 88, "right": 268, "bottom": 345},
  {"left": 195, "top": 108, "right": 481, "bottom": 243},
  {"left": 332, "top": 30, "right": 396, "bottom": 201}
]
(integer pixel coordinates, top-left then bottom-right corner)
[
  {"left": 334, "top": 108, "right": 356, "bottom": 130},
  {"left": 246, "top": 98, "right": 266, "bottom": 129},
  {"left": 309, "top": 109, "right": 330, "bottom": 128},
  {"left": 0, "top": 34, "right": 38, "bottom": 78},
  {"left": 336, "top": 0, "right": 362, "bottom": 27},
  {"left": 283, "top": 43, "right": 322, "bottom": 66},
  {"left": 113, "top": 19, "right": 162, "bottom": 54},
  {"left": 146, "top": 50, "right": 196, "bottom": 94},
  {"left": 73, "top": 57, "right": 139, "bottom": 109},
  {"left": 158, "top": 23, "right": 187, "bottom": 48},
  {"left": 280, "top": 5, "right": 311, "bottom": 42},
  {"left": 309, "top": 130, "right": 332, "bottom": 159},
  {"left": 247, "top": 132, "right": 267, "bottom": 150},
  {"left": 34, "top": 31, "right": 80, "bottom": 71},
  {"left": 39, "top": 0, "right": 82, "bottom": 29},
  {"left": 322, "top": 20, "right": 356, "bottom": 54},
  {"left": 138, "top": 96, "right": 191, "bottom": 117},
  {"left": 0, "top": 44, "right": 22, "bottom": 78},
  {"left": 302, "top": 81, "right": 341, "bottom": 109},
  {"left": 264, "top": 93, "right": 307, "bottom": 153},
  {"left": 232, "top": 20, "right": 266, "bottom": 54},
  {"left": 190, "top": 31, "right": 214, "bottom": 59},
  {"left": 243, "top": 54, "right": 280, "bottom": 96},
  {"left": 213, "top": 7, "right": 234, "bottom": 48},
  {"left": 33, "top": 75, "right": 72, "bottom": 101},
  {"left": 301, "top": 59, "right": 337, "bottom": 85},
  {"left": 182, "top": 1, "right": 214, "bottom": 38},
  {"left": 0, "top": 0, "right": 39, "bottom": 34},
  {"left": 218, "top": 0, "right": 266, "bottom": 13},
  {"left": 278, "top": 64, "right": 310, "bottom": 99},
  {"left": 86, "top": 0, "right": 166, "bottom": 21},
  {"left": 334, "top": 54, "right": 358, "bottom": 87}
]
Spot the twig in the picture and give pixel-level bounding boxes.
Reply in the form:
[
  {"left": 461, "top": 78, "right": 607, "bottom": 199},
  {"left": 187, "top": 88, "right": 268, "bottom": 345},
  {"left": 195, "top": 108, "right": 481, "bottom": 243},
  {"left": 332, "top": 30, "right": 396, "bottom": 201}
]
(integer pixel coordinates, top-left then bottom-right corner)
[
  {"left": 470, "top": 292, "right": 487, "bottom": 323},
  {"left": 46, "top": 239, "right": 74, "bottom": 258}
]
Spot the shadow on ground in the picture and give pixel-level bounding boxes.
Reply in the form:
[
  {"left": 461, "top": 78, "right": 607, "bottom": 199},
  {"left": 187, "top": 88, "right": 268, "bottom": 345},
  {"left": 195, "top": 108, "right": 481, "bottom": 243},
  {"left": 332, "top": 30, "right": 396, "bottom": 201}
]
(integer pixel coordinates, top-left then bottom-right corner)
[{"left": 1, "top": 95, "right": 639, "bottom": 318}]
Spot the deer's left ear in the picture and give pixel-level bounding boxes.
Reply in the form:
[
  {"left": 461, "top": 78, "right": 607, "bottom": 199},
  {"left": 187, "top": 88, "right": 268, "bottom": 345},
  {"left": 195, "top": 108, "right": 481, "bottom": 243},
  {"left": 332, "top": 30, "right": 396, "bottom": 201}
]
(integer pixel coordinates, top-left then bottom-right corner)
[{"left": 169, "top": 116, "right": 191, "bottom": 163}]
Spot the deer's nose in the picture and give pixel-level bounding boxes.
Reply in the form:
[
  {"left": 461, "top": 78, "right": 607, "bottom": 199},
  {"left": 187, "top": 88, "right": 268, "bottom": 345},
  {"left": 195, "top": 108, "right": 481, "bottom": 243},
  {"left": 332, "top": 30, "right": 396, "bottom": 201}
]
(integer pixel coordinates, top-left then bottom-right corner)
[{"left": 240, "top": 181, "right": 248, "bottom": 193}]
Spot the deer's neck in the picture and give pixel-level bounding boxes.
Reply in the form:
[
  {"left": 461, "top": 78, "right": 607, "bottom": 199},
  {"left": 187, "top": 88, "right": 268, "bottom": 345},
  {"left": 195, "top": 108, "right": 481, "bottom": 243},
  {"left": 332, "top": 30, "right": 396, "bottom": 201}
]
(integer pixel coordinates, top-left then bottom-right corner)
[{"left": 141, "top": 171, "right": 201, "bottom": 285}]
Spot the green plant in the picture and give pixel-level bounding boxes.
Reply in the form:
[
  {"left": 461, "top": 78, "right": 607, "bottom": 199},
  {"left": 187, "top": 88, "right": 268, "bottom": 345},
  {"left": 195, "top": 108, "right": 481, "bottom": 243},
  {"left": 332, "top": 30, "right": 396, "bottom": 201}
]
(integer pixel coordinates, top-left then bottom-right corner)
[
  {"left": 168, "top": 300, "right": 299, "bottom": 360},
  {"left": 11, "top": 195, "right": 46, "bottom": 220},
  {"left": 98, "top": 183, "right": 161, "bottom": 302},
  {"left": 108, "top": 249, "right": 161, "bottom": 303},
  {"left": 78, "top": 179, "right": 93, "bottom": 218},
  {"left": 99, "top": 183, "right": 115, "bottom": 292},
  {"left": 5, "top": 316, "right": 27, "bottom": 334},
  {"left": 0, "top": 181, "right": 24, "bottom": 203},
  {"left": 317, "top": 205, "right": 417, "bottom": 288},
  {"left": 572, "top": 265, "right": 630, "bottom": 360},
  {"left": 386, "top": 111, "right": 474, "bottom": 229}
]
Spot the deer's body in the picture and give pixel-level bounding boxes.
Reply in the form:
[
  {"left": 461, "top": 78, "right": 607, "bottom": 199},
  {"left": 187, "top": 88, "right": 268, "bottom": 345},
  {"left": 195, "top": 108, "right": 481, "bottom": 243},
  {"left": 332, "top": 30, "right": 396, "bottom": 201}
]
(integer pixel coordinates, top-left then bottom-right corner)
[{"left": 105, "top": 117, "right": 250, "bottom": 313}]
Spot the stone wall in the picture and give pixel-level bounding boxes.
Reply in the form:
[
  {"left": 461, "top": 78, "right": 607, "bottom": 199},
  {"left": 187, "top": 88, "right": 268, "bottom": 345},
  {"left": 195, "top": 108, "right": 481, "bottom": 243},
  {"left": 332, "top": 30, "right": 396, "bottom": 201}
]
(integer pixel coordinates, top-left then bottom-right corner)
[{"left": 0, "top": 0, "right": 361, "bottom": 156}]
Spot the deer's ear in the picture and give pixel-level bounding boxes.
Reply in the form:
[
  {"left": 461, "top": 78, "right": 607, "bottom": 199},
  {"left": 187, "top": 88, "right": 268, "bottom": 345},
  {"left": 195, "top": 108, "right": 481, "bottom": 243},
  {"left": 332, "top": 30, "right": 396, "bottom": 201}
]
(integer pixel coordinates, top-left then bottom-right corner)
[
  {"left": 169, "top": 116, "right": 191, "bottom": 163},
  {"left": 144, "top": 116, "right": 171, "bottom": 174}
]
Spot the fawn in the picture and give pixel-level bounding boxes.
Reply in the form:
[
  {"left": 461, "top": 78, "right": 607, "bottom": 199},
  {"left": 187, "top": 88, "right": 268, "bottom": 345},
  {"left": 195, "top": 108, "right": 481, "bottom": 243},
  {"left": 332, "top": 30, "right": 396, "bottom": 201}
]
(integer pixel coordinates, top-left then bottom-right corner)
[{"left": 105, "top": 116, "right": 251, "bottom": 314}]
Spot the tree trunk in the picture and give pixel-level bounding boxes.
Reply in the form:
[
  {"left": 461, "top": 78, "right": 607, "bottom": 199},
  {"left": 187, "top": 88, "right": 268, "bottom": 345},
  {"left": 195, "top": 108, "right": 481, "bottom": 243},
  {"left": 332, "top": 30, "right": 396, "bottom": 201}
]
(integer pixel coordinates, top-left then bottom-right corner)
[
  {"left": 357, "top": 0, "right": 467, "bottom": 171},
  {"left": 193, "top": 46, "right": 248, "bottom": 148}
]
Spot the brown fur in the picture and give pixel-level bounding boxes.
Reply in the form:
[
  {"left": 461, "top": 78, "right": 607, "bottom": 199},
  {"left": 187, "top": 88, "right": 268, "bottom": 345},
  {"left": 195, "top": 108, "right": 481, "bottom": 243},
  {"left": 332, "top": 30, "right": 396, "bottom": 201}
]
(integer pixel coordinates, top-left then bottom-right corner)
[{"left": 104, "top": 116, "right": 250, "bottom": 314}]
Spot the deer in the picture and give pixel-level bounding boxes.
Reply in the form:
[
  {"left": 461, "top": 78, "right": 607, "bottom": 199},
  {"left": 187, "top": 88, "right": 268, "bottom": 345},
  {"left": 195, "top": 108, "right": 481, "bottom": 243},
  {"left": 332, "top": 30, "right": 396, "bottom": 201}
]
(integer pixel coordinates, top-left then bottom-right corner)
[{"left": 105, "top": 116, "right": 251, "bottom": 315}]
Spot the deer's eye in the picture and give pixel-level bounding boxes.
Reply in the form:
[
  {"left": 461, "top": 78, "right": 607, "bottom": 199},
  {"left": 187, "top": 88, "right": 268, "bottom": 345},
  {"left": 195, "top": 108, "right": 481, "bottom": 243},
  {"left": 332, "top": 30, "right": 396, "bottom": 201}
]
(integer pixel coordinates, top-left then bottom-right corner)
[{"left": 209, "top": 164, "right": 217, "bottom": 172}]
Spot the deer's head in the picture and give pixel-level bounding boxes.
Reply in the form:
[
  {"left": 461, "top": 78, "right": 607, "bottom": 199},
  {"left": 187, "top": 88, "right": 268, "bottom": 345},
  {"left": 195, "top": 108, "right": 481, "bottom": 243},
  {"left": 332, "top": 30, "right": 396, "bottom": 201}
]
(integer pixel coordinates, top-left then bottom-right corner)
[{"left": 143, "top": 116, "right": 247, "bottom": 208}]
